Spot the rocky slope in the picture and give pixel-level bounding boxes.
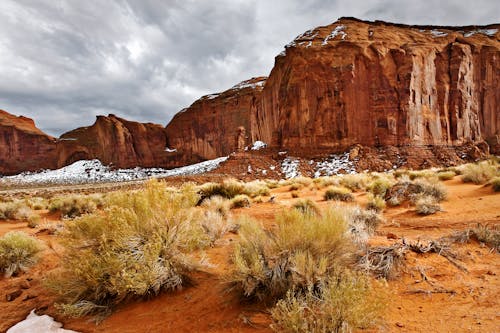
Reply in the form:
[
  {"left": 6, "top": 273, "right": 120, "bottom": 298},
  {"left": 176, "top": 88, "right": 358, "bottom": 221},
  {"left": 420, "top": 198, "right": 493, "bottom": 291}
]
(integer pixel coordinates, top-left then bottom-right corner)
[
  {"left": 0, "top": 110, "right": 57, "bottom": 175},
  {"left": 165, "top": 77, "right": 266, "bottom": 164}
]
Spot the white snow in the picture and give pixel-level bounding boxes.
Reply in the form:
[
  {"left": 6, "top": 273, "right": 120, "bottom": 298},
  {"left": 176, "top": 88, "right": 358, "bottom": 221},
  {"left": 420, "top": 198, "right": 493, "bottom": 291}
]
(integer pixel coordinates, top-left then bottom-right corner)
[
  {"left": 7, "top": 310, "right": 78, "bottom": 333},
  {"left": 231, "top": 79, "right": 266, "bottom": 90},
  {"left": 281, "top": 157, "right": 301, "bottom": 179},
  {"left": 313, "top": 153, "right": 356, "bottom": 177},
  {"left": 1, "top": 157, "right": 228, "bottom": 186},
  {"left": 204, "top": 93, "right": 220, "bottom": 100},
  {"left": 464, "top": 29, "right": 498, "bottom": 37},
  {"left": 322, "top": 25, "right": 347, "bottom": 45},
  {"left": 165, "top": 147, "right": 177, "bottom": 152},
  {"left": 250, "top": 140, "right": 267, "bottom": 150},
  {"left": 430, "top": 30, "right": 448, "bottom": 37}
]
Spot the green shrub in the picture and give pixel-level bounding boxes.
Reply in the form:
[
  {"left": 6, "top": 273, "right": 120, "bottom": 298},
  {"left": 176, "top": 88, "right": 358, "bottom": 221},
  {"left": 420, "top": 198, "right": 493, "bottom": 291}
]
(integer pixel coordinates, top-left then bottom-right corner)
[
  {"left": 437, "top": 171, "right": 456, "bottom": 181},
  {"left": 461, "top": 161, "right": 499, "bottom": 184},
  {"left": 324, "top": 187, "right": 354, "bottom": 202},
  {"left": 491, "top": 177, "right": 500, "bottom": 192},
  {"left": 27, "top": 214, "right": 41, "bottom": 228},
  {"left": 230, "top": 194, "right": 251, "bottom": 208},
  {"left": 270, "top": 271, "right": 385, "bottom": 333},
  {"left": 415, "top": 196, "right": 441, "bottom": 215},
  {"left": 229, "top": 207, "right": 354, "bottom": 301},
  {"left": 366, "top": 195, "right": 386, "bottom": 213},
  {"left": 0, "top": 201, "right": 32, "bottom": 220},
  {"left": 292, "top": 199, "right": 320, "bottom": 215},
  {"left": 0, "top": 231, "right": 43, "bottom": 277},
  {"left": 367, "top": 178, "right": 393, "bottom": 197},
  {"left": 46, "top": 180, "right": 209, "bottom": 318}
]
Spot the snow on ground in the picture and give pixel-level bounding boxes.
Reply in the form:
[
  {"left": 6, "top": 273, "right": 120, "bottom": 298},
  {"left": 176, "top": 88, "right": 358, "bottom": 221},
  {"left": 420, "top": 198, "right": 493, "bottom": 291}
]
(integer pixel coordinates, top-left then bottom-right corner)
[
  {"left": 322, "top": 25, "right": 346, "bottom": 45},
  {"left": 464, "top": 29, "right": 498, "bottom": 37},
  {"left": 281, "top": 157, "right": 301, "bottom": 179},
  {"left": 313, "top": 153, "right": 356, "bottom": 177},
  {"left": 1, "top": 157, "right": 228, "bottom": 186},
  {"left": 249, "top": 141, "right": 267, "bottom": 150},
  {"left": 430, "top": 29, "right": 448, "bottom": 37},
  {"left": 231, "top": 79, "right": 266, "bottom": 90},
  {"left": 7, "top": 310, "right": 78, "bottom": 333}
]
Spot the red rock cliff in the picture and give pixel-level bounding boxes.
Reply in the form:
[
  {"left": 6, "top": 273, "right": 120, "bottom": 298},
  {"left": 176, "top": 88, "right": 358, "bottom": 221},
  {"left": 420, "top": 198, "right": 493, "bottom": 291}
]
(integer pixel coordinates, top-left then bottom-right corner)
[
  {"left": 255, "top": 18, "right": 499, "bottom": 154},
  {"left": 165, "top": 77, "right": 266, "bottom": 164},
  {"left": 0, "top": 110, "right": 57, "bottom": 175},
  {"left": 56, "top": 114, "right": 175, "bottom": 169}
]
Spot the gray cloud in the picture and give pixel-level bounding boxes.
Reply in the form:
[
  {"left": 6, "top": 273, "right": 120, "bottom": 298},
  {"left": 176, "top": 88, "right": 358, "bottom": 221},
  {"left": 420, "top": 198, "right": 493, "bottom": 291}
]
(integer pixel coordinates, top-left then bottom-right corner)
[{"left": 0, "top": 0, "right": 498, "bottom": 136}]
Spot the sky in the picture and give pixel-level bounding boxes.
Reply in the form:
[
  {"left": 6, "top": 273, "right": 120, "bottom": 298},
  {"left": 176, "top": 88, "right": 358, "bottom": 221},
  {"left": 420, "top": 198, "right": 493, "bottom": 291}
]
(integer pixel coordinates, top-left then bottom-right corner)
[{"left": 0, "top": 0, "right": 498, "bottom": 136}]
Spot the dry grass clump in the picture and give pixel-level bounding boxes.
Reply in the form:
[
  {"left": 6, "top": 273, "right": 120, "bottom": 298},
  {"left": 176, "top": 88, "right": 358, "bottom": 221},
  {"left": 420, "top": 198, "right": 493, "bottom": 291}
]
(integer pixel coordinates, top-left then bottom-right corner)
[
  {"left": 46, "top": 180, "right": 210, "bottom": 318},
  {"left": 230, "top": 194, "right": 251, "bottom": 208},
  {"left": 437, "top": 170, "right": 456, "bottom": 181},
  {"left": 292, "top": 176, "right": 313, "bottom": 186},
  {"left": 200, "top": 196, "right": 230, "bottom": 217},
  {"left": 386, "top": 177, "right": 447, "bottom": 207},
  {"left": 490, "top": 177, "right": 500, "bottom": 192},
  {"left": 324, "top": 186, "right": 354, "bottom": 202},
  {"left": 27, "top": 214, "right": 41, "bottom": 228},
  {"left": 343, "top": 206, "right": 383, "bottom": 244},
  {"left": 270, "top": 271, "right": 386, "bottom": 333},
  {"left": 289, "top": 183, "right": 303, "bottom": 191},
  {"left": 291, "top": 191, "right": 299, "bottom": 198},
  {"left": 0, "top": 231, "right": 43, "bottom": 277},
  {"left": 461, "top": 160, "right": 499, "bottom": 184},
  {"left": 415, "top": 196, "right": 441, "bottom": 215},
  {"left": 49, "top": 194, "right": 103, "bottom": 218},
  {"left": 198, "top": 179, "right": 245, "bottom": 202},
  {"left": 0, "top": 200, "right": 33, "bottom": 220},
  {"left": 292, "top": 199, "right": 320, "bottom": 215},
  {"left": 340, "top": 174, "right": 369, "bottom": 192},
  {"left": 229, "top": 208, "right": 355, "bottom": 301},
  {"left": 366, "top": 194, "right": 386, "bottom": 213},
  {"left": 448, "top": 224, "right": 500, "bottom": 251},
  {"left": 243, "top": 180, "right": 270, "bottom": 197}
]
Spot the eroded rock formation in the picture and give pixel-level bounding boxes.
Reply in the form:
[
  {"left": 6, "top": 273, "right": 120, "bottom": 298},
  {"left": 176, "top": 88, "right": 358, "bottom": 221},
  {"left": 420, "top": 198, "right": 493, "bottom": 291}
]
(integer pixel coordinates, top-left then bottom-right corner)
[
  {"left": 165, "top": 77, "right": 266, "bottom": 164},
  {"left": 0, "top": 110, "right": 57, "bottom": 175},
  {"left": 56, "top": 114, "right": 174, "bottom": 169}
]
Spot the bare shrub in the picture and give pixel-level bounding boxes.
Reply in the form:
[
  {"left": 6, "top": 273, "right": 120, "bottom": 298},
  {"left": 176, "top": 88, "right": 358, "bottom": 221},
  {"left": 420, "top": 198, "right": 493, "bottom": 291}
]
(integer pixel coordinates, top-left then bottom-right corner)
[{"left": 415, "top": 196, "right": 441, "bottom": 215}]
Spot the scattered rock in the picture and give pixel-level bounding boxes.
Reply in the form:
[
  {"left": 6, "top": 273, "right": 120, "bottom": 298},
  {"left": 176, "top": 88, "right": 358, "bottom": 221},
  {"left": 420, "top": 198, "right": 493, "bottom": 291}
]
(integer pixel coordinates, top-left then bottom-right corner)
[{"left": 6, "top": 290, "right": 22, "bottom": 302}]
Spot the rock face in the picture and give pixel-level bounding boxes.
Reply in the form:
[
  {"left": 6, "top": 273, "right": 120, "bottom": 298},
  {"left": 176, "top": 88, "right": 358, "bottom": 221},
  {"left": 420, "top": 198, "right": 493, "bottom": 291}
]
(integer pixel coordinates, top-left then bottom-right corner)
[
  {"left": 0, "top": 110, "right": 57, "bottom": 175},
  {"left": 56, "top": 114, "right": 174, "bottom": 169},
  {"left": 255, "top": 18, "right": 500, "bottom": 154},
  {"left": 165, "top": 77, "right": 266, "bottom": 165}
]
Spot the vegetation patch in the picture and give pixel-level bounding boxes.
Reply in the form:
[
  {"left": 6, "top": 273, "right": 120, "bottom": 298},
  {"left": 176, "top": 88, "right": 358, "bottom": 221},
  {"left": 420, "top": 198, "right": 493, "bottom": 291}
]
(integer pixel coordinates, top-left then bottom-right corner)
[
  {"left": 324, "top": 186, "right": 354, "bottom": 202},
  {"left": 0, "top": 231, "right": 43, "bottom": 277}
]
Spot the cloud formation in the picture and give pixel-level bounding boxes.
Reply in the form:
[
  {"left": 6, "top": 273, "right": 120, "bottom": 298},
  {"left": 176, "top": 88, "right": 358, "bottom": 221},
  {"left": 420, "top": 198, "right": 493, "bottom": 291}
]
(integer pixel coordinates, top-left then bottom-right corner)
[{"left": 0, "top": 0, "right": 498, "bottom": 136}]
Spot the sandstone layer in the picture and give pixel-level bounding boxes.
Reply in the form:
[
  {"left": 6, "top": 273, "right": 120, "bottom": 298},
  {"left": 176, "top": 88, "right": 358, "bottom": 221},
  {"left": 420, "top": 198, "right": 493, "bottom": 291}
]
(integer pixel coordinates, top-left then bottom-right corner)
[
  {"left": 165, "top": 77, "right": 266, "bottom": 165},
  {"left": 0, "top": 110, "right": 57, "bottom": 175}
]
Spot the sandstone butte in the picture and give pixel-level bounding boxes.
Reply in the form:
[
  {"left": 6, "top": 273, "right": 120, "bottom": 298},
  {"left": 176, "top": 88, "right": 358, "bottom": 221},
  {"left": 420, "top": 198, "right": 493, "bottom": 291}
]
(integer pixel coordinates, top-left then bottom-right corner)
[{"left": 0, "top": 17, "right": 499, "bottom": 175}]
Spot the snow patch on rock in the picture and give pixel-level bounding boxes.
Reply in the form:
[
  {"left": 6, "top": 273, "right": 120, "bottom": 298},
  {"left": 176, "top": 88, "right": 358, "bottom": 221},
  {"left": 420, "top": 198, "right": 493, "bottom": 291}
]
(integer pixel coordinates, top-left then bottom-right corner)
[
  {"left": 464, "top": 29, "right": 498, "bottom": 37},
  {"left": 7, "top": 310, "right": 78, "bottom": 333},
  {"left": 250, "top": 141, "right": 267, "bottom": 150},
  {"left": 1, "top": 157, "right": 228, "bottom": 186},
  {"left": 313, "top": 153, "right": 356, "bottom": 177},
  {"left": 322, "top": 25, "right": 346, "bottom": 45}
]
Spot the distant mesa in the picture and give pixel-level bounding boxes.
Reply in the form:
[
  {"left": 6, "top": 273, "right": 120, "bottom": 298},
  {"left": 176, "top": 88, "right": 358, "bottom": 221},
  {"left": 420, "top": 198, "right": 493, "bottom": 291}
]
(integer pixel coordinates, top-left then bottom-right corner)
[{"left": 1, "top": 17, "right": 499, "bottom": 176}]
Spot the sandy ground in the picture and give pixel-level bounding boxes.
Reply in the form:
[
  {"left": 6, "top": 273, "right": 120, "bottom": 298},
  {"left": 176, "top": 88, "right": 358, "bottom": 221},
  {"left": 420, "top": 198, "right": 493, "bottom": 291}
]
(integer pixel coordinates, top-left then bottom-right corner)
[{"left": 0, "top": 177, "right": 499, "bottom": 333}]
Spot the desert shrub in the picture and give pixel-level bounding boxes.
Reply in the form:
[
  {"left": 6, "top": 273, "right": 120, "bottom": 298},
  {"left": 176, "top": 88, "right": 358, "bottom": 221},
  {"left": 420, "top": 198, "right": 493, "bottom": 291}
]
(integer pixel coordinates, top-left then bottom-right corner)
[
  {"left": 200, "top": 195, "right": 230, "bottom": 217},
  {"left": 0, "top": 201, "right": 33, "bottom": 220},
  {"left": 412, "top": 179, "right": 447, "bottom": 202},
  {"left": 27, "top": 214, "right": 41, "bottom": 228},
  {"left": 253, "top": 196, "right": 264, "bottom": 203},
  {"left": 415, "top": 196, "right": 441, "bottom": 215},
  {"left": 491, "top": 177, "right": 500, "bottom": 192},
  {"left": 270, "top": 272, "right": 385, "bottom": 333},
  {"left": 387, "top": 196, "right": 402, "bottom": 207},
  {"left": 198, "top": 179, "right": 245, "bottom": 201},
  {"left": 324, "top": 187, "right": 354, "bottom": 202},
  {"left": 450, "top": 224, "right": 500, "bottom": 251},
  {"left": 293, "top": 177, "right": 313, "bottom": 186},
  {"left": 340, "top": 174, "right": 368, "bottom": 192},
  {"left": 408, "top": 170, "right": 437, "bottom": 180},
  {"left": 243, "top": 180, "right": 270, "bottom": 197},
  {"left": 386, "top": 178, "right": 447, "bottom": 206},
  {"left": 437, "top": 170, "right": 456, "bottom": 181},
  {"left": 25, "top": 197, "right": 48, "bottom": 210},
  {"left": 202, "top": 211, "right": 231, "bottom": 244},
  {"left": 367, "top": 177, "right": 393, "bottom": 197},
  {"left": 461, "top": 161, "right": 499, "bottom": 184},
  {"left": 46, "top": 180, "right": 209, "bottom": 317},
  {"left": 229, "top": 208, "right": 354, "bottom": 301},
  {"left": 291, "top": 191, "right": 299, "bottom": 198},
  {"left": 49, "top": 194, "right": 103, "bottom": 218},
  {"left": 292, "top": 199, "right": 320, "bottom": 215},
  {"left": 342, "top": 206, "right": 383, "bottom": 244},
  {"left": 0, "top": 231, "right": 43, "bottom": 277},
  {"left": 314, "top": 176, "right": 340, "bottom": 188},
  {"left": 265, "top": 180, "right": 280, "bottom": 189},
  {"left": 366, "top": 194, "right": 386, "bottom": 213},
  {"left": 289, "top": 183, "right": 303, "bottom": 191},
  {"left": 230, "top": 194, "right": 251, "bottom": 208}
]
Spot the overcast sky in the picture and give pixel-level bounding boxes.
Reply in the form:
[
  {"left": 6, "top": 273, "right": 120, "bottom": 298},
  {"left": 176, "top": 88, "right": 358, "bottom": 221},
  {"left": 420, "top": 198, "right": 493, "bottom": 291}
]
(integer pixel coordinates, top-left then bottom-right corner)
[{"left": 0, "top": 0, "right": 498, "bottom": 136}]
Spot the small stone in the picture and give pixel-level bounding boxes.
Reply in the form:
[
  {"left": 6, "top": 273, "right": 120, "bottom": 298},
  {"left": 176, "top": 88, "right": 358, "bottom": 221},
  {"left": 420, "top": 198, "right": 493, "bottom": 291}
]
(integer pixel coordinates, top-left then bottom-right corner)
[
  {"left": 6, "top": 290, "right": 22, "bottom": 302},
  {"left": 486, "top": 270, "right": 495, "bottom": 276},
  {"left": 22, "top": 294, "right": 38, "bottom": 301},
  {"left": 396, "top": 322, "right": 404, "bottom": 328}
]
